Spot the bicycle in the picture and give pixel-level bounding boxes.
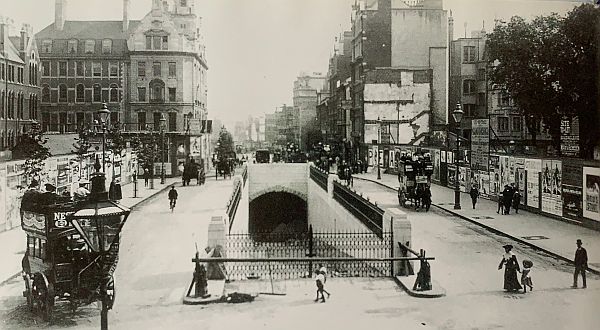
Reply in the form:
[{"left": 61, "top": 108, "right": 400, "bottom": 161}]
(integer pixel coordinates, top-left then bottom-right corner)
[{"left": 169, "top": 199, "right": 176, "bottom": 212}]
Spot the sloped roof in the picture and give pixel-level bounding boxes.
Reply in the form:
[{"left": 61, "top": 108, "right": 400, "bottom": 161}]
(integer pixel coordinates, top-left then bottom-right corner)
[
  {"left": 0, "top": 35, "right": 24, "bottom": 63},
  {"left": 36, "top": 20, "right": 141, "bottom": 40}
]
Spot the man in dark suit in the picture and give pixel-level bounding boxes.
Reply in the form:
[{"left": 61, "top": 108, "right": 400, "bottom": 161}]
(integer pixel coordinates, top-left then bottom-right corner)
[{"left": 572, "top": 239, "right": 588, "bottom": 289}]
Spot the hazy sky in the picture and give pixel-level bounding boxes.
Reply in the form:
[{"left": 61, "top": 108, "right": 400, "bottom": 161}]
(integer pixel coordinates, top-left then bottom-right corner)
[{"left": 0, "top": 0, "right": 589, "bottom": 123}]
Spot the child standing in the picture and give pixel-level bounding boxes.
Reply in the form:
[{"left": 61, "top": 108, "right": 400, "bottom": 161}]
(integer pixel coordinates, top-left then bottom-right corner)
[{"left": 521, "top": 260, "right": 533, "bottom": 293}]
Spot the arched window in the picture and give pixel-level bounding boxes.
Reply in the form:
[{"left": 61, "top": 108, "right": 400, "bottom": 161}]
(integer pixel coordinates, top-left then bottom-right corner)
[
  {"left": 10, "top": 92, "right": 15, "bottom": 119},
  {"left": 41, "top": 85, "right": 50, "bottom": 103},
  {"left": 149, "top": 79, "right": 165, "bottom": 102},
  {"left": 76, "top": 84, "right": 85, "bottom": 103},
  {"left": 93, "top": 84, "right": 101, "bottom": 102},
  {"left": 109, "top": 84, "right": 119, "bottom": 102},
  {"left": 58, "top": 84, "right": 67, "bottom": 103},
  {"left": 19, "top": 93, "right": 24, "bottom": 118},
  {"left": 0, "top": 130, "right": 4, "bottom": 150}
]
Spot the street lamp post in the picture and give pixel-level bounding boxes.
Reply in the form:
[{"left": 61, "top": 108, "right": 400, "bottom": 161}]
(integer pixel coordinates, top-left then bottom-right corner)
[
  {"left": 150, "top": 124, "right": 155, "bottom": 190},
  {"left": 97, "top": 104, "right": 111, "bottom": 174},
  {"left": 377, "top": 116, "right": 382, "bottom": 180},
  {"left": 452, "top": 103, "right": 464, "bottom": 210},
  {"left": 160, "top": 114, "right": 166, "bottom": 184}
]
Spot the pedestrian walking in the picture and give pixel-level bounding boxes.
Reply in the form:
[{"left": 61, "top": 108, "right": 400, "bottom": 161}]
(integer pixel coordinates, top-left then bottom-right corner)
[
  {"left": 470, "top": 184, "right": 479, "bottom": 209},
  {"left": 572, "top": 239, "right": 588, "bottom": 289},
  {"left": 422, "top": 186, "right": 432, "bottom": 212},
  {"left": 512, "top": 190, "right": 522, "bottom": 214},
  {"left": 498, "top": 244, "right": 522, "bottom": 292},
  {"left": 502, "top": 185, "right": 513, "bottom": 215},
  {"left": 314, "top": 269, "right": 330, "bottom": 303},
  {"left": 143, "top": 167, "right": 149, "bottom": 187},
  {"left": 497, "top": 193, "right": 504, "bottom": 214},
  {"left": 521, "top": 260, "right": 533, "bottom": 293}
]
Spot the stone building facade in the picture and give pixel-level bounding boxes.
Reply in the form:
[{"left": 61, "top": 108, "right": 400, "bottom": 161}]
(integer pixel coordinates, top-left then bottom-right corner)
[{"left": 0, "top": 18, "right": 41, "bottom": 151}]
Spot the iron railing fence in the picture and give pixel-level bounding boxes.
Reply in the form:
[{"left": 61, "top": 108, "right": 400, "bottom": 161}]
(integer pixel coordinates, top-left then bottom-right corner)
[
  {"left": 224, "top": 229, "right": 392, "bottom": 280},
  {"left": 226, "top": 180, "right": 242, "bottom": 232},
  {"left": 241, "top": 165, "right": 248, "bottom": 186},
  {"left": 310, "top": 165, "right": 328, "bottom": 191},
  {"left": 332, "top": 181, "right": 384, "bottom": 238}
]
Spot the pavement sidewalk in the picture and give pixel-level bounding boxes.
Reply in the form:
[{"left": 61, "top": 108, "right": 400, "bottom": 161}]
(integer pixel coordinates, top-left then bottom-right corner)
[
  {"left": 0, "top": 176, "right": 182, "bottom": 286},
  {"left": 354, "top": 170, "right": 600, "bottom": 275}
]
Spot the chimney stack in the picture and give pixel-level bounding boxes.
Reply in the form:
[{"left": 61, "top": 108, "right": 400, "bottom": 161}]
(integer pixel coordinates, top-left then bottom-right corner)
[
  {"left": 123, "top": 0, "right": 130, "bottom": 32},
  {"left": 0, "top": 23, "right": 6, "bottom": 55},
  {"left": 55, "top": 0, "right": 67, "bottom": 31}
]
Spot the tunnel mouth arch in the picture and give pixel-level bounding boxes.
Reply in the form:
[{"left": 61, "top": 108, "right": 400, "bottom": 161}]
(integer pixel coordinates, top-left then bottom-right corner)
[{"left": 248, "top": 191, "right": 307, "bottom": 242}]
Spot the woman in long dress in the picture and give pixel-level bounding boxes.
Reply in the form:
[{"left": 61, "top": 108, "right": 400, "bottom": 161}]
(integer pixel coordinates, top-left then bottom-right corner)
[{"left": 498, "top": 244, "right": 522, "bottom": 291}]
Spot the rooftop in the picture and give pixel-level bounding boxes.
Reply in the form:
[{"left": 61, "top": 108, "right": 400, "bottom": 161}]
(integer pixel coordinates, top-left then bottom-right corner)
[{"left": 36, "top": 20, "right": 141, "bottom": 40}]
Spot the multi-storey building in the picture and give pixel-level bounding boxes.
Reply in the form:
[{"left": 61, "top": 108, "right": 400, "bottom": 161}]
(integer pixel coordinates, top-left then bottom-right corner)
[
  {"left": 350, "top": 0, "right": 448, "bottom": 165},
  {"left": 0, "top": 19, "right": 41, "bottom": 152},
  {"left": 35, "top": 0, "right": 211, "bottom": 175},
  {"left": 36, "top": 0, "right": 130, "bottom": 133},
  {"left": 293, "top": 72, "right": 326, "bottom": 150}
]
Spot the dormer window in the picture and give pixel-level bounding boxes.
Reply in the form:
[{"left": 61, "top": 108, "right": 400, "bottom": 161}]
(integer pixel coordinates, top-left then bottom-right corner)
[
  {"left": 85, "top": 40, "right": 95, "bottom": 54},
  {"left": 42, "top": 40, "right": 52, "bottom": 53},
  {"left": 68, "top": 40, "right": 78, "bottom": 53},
  {"left": 145, "top": 33, "right": 169, "bottom": 50},
  {"left": 102, "top": 39, "right": 112, "bottom": 54}
]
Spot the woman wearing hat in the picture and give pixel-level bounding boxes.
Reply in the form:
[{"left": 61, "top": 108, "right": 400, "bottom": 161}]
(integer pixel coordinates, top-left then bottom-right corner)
[{"left": 498, "top": 244, "right": 522, "bottom": 292}]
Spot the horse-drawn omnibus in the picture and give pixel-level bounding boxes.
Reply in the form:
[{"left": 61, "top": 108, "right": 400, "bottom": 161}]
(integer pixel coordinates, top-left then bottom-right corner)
[{"left": 397, "top": 152, "right": 434, "bottom": 208}]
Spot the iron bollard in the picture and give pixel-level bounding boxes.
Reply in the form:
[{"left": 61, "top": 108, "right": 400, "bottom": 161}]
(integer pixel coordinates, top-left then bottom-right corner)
[
  {"left": 412, "top": 249, "right": 432, "bottom": 291},
  {"left": 186, "top": 251, "right": 210, "bottom": 299}
]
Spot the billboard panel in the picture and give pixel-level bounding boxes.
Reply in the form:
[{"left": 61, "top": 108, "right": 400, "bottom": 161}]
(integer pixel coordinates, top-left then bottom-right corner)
[
  {"left": 583, "top": 167, "right": 600, "bottom": 221},
  {"left": 471, "top": 119, "right": 489, "bottom": 171}
]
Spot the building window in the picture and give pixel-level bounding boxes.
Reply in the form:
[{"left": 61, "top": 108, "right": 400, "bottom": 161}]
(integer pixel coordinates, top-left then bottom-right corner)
[
  {"left": 0, "top": 91, "right": 4, "bottom": 118},
  {"left": 499, "top": 91, "right": 511, "bottom": 106},
  {"left": 168, "top": 88, "right": 176, "bottom": 102},
  {"left": 462, "top": 79, "right": 475, "bottom": 95},
  {"left": 463, "top": 46, "right": 476, "bottom": 63},
  {"left": 85, "top": 40, "right": 95, "bottom": 54},
  {"left": 109, "top": 84, "right": 119, "bottom": 102},
  {"left": 146, "top": 36, "right": 152, "bottom": 50},
  {"left": 153, "top": 36, "right": 161, "bottom": 50},
  {"left": 17, "top": 67, "right": 23, "bottom": 83},
  {"left": 85, "top": 61, "right": 92, "bottom": 77},
  {"left": 58, "top": 62, "right": 67, "bottom": 77},
  {"left": 138, "top": 62, "right": 146, "bottom": 77},
  {"left": 76, "top": 61, "right": 84, "bottom": 76},
  {"left": 168, "top": 62, "right": 176, "bottom": 77},
  {"left": 153, "top": 112, "right": 162, "bottom": 130},
  {"left": 102, "top": 39, "right": 112, "bottom": 54},
  {"left": 162, "top": 36, "right": 168, "bottom": 50},
  {"left": 463, "top": 104, "right": 475, "bottom": 117},
  {"left": 109, "top": 63, "right": 118, "bottom": 77},
  {"left": 169, "top": 112, "right": 176, "bottom": 132},
  {"left": 153, "top": 62, "right": 161, "bottom": 76},
  {"left": 512, "top": 116, "right": 522, "bottom": 132},
  {"left": 498, "top": 117, "right": 509, "bottom": 132},
  {"left": 41, "top": 85, "right": 50, "bottom": 103},
  {"left": 93, "top": 84, "right": 102, "bottom": 103},
  {"left": 477, "top": 68, "right": 486, "bottom": 81},
  {"left": 42, "top": 40, "right": 52, "bottom": 53},
  {"left": 68, "top": 39, "right": 78, "bottom": 53},
  {"left": 477, "top": 92, "right": 486, "bottom": 106},
  {"left": 138, "top": 87, "right": 146, "bottom": 102},
  {"left": 1, "top": 63, "right": 4, "bottom": 80},
  {"left": 138, "top": 112, "right": 146, "bottom": 130},
  {"left": 76, "top": 84, "right": 85, "bottom": 103},
  {"left": 58, "top": 84, "right": 67, "bottom": 103},
  {"left": 92, "top": 62, "right": 101, "bottom": 77},
  {"left": 149, "top": 79, "right": 165, "bottom": 102}
]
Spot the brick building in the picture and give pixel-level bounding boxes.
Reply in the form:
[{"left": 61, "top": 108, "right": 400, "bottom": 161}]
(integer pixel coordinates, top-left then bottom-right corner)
[{"left": 0, "top": 18, "right": 41, "bottom": 152}]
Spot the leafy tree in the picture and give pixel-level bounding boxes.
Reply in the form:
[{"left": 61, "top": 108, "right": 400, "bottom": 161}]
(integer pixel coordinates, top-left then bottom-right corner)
[
  {"left": 11, "top": 124, "right": 52, "bottom": 184},
  {"left": 486, "top": 4, "right": 599, "bottom": 158},
  {"left": 215, "top": 126, "right": 235, "bottom": 161}
]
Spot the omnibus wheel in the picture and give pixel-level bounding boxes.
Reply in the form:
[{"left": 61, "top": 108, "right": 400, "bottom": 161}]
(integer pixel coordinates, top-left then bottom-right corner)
[
  {"left": 105, "top": 276, "right": 116, "bottom": 310},
  {"left": 32, "top": 274, "right": 54, "bottom": 322},
  {"left": 23, "top": 273, "right": 34, "bottom": 311}
]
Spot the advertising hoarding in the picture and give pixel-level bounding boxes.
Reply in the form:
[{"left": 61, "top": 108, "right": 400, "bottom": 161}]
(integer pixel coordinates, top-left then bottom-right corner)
[
  {"left": 471, "top": 119, "right": 489, "bottom": 171},
  {"left": 583, "top": 166, "right": 600, "bottom": 221},
  {"left": 541, "top": 160, "right": 563, "bottom": 216},
  {"left": 525, "top": 158, "right": 541, "bottom": 208}
]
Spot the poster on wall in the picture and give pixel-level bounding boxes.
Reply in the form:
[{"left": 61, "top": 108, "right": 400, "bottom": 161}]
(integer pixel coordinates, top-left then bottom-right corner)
[
  {"left": 470, "top": 119, "right": 489, "bottom": 171},
  {"left": 433, "top": 150, "right": 440, "bottom": 181},
  {"left": 516, "top": 168, "right": 526, "bottom": 205},
  {"left": 447, "top": 165, "right": 456, "bottom": 188},
  {"left": 562, "top": 162, "right": 583, "bottom": 221},
  {"left": 459, "top": 166, "right": 469, "bottom": 192},
  {"left": 499, "top": 156, "right": 510, "bottom": 189},
  {"left": 541, "top": 160, "right": 563, "bottom": 216},
  {"left": 489, "top": 156, "right": 500, "bottom": 195},
  {"left": 190, "top": 137, "right": 202, "bottom": 156},
  {"left": 583, "top": 166, "right": 600, "bottom": 221},
  {"left": 525, "top": 159, "right": 541, "bottom": 208},
  {"left": 440, "top": 150, "right": 446, "bottom": 163}
]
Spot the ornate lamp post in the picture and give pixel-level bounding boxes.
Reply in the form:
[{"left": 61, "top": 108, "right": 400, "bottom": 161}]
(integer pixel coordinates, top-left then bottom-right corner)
[
  {"left": 377, "top": 116, "right": 382, "bottom": 180},
  {"left": 96, "top": 103, "right": 111, "bottom": 174},
  {"left": 452, "top": 103, "right": 464, "bottom": 210},
  {"left": 69, "top": 158, "right": 130, "bottom": 330},
  {"left": 160, "top": 114, "right": 166, "bottom": 184}
]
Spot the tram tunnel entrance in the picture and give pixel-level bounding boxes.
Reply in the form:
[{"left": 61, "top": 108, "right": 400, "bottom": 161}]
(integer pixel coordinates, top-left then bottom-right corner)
[{"left": 248, "top": 191, "right": 307, "bottom": 239}]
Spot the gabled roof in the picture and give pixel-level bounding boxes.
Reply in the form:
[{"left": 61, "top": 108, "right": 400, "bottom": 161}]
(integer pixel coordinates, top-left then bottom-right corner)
[
  {"left": 0, "top": 35, "right": 24, "bottom": 63},
  {"left": 36, "top": 20, "right": 141, "bottom": 40}
]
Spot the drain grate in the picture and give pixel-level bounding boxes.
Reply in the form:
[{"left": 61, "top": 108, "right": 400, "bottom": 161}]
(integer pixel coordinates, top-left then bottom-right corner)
[
  {"left": 521, "top": 235, "right": 549, "bottom": 240},
  {"left": 472, "top": 216, "right": 495, "bottom": 220}
]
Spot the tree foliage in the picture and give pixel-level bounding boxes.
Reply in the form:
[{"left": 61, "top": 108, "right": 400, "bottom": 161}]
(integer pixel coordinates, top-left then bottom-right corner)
[
  {"left": 72, "top": 125, "right": 93, "bottom": 164},
  {"left": 486, "top": 4, "right": 599, "bottom": 158},
  {"left": 215, "top": 126, "right": 235, "bottom": 161},
  {"left": 11, "top": 127, "right": 51, "bottom": 183}
]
